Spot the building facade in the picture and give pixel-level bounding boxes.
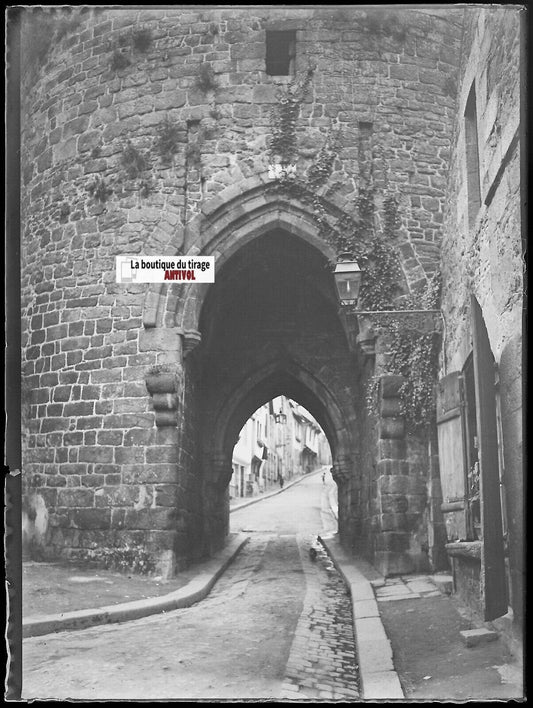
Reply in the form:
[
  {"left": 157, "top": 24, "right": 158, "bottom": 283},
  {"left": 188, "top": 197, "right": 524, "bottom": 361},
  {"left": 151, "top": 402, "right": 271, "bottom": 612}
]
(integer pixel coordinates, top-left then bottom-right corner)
[
  {"left": 230, "top": 396, "right": 328, "bottom": 500},
  {"left": 18, "top": 6, "right": 523, "bottom": 648},
  {"left": 435, "top": 6, "right": 523, "bottom": 651}
]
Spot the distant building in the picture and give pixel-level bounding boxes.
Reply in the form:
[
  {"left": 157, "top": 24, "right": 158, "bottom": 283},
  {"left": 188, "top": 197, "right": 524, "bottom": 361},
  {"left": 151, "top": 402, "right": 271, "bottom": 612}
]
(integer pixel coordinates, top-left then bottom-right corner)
[
  {"left": 230, "top": 397, "right": 328, "bottom": 498},
  {"left": 290, "top": 402, "right": 323, "bottom": 475}
]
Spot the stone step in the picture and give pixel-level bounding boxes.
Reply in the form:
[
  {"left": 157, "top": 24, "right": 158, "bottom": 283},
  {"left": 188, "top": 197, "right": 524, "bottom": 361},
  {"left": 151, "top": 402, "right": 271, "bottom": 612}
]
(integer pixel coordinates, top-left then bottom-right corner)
[{"left": 460, "top": 628, "right": 499, "bottom": 647}]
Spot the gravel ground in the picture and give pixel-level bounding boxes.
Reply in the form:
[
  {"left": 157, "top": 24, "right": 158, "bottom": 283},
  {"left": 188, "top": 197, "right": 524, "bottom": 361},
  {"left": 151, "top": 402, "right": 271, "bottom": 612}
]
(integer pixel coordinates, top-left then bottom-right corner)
[{"left": 23, "top": 560, "right": 195, "bottom": 616}]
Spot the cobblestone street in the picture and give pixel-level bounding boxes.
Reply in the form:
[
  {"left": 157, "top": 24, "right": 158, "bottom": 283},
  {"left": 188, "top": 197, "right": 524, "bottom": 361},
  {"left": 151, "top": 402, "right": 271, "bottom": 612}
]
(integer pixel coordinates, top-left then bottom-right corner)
[
  {"left": 10, "top": 7, "right": 524, "bottom": 703},
  {"left": 24, "top": 471, "right": 361, "bottom": 700},
  {"left": 281, "top": 540, "right": 360, "bottom": 700}
]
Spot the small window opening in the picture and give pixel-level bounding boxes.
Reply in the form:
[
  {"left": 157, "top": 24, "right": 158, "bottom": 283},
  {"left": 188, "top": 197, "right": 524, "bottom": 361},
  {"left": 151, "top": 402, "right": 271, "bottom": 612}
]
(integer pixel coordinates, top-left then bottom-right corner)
[
  {"left": 464, "top": 84, "right": 481, "bottom": 228},
  {"left": 266, "top": 31, "right": 296, "bottom": 76}
]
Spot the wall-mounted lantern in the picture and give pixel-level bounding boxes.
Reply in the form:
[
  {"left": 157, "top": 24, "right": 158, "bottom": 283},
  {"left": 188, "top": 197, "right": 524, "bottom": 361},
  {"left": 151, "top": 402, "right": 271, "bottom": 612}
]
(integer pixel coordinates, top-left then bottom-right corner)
[
  {"left": 333, "top": 255, "right": 443, "bottom": 335},
  {"left": 274, "top": 410, "right": 287, "bottom": 424},
  {"left": 333, "top": 255, "right": 363, "bottom": 306}
]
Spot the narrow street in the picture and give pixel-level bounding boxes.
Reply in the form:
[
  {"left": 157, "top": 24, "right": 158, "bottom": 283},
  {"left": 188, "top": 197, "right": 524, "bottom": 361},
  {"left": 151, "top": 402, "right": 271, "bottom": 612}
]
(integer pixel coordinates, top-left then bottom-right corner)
[{"left": 23, "top": 470, "right": 360, "bottom": 701}]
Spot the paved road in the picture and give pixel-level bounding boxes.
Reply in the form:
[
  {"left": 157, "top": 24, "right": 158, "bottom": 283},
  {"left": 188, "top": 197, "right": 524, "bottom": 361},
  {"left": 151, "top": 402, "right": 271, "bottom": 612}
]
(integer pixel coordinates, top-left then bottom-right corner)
[{"left": 23, "top": 469, "right": 359, "bottom": 701}]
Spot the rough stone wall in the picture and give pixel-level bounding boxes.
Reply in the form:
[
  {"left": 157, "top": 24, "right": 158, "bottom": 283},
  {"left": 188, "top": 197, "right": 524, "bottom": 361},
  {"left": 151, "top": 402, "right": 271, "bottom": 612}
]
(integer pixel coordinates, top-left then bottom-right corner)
[
  {"left": 20, "top": 6, "right": 463, "bottom": 572},
  {"left": 365, "top": 354, "right": 433, "bottom": 576},
  {"left": 352, "top": 352, "right": 378, "bottom": 562},
  {"left": 440, "top": 7, "right": 522, "bottom": 368},
  {"left": 439, "top": 7, "right": 523, "bottom": 630}
]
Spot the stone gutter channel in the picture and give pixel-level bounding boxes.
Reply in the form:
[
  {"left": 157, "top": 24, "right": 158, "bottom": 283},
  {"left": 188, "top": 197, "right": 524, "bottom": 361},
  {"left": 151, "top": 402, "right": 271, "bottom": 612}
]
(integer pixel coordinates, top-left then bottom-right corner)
[
  {"left": 23, "top": 468, "right": 403, "bottom": 699},
  {"left": 318, "top": 534, "right": 404, "bottom": 700},
  {"left": 315, "top": 476, "right": 403, "bottom": 699}
]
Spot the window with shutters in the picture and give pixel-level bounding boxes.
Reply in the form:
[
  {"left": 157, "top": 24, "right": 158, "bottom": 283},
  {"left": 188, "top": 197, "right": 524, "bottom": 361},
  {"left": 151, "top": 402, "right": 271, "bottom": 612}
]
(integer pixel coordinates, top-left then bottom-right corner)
[
  {"left": 436, "top": 369, "right": 471, "bottom": 541},
  {"left": 437, "top": 297, "right": 508, "bottom": 621},
  {"left": 436, "top": 355, "right": 495, "bottom": 542}
]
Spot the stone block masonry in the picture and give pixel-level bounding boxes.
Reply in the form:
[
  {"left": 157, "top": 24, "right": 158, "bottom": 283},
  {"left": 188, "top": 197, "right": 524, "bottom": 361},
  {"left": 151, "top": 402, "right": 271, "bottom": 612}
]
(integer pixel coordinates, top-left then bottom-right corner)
[
  {"left": 20, "top": 6, "right": 462, "bottom": 574},
  {"left": 438, "top": 6, "right": 522, "bottom": 643}
]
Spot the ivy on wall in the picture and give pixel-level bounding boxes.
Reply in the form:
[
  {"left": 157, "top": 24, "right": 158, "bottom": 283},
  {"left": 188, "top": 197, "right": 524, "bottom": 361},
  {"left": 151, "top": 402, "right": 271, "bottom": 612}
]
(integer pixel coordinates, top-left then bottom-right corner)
[
  {"left": 156, "top": 117, "right": 181, "bottom": 164},
  {"left": 268, "top": 76, "right": 402, "bottom": 312},
  {"left": 121, "top": 141, "right": 149, "bottom": 179},
  {"left": 268, "top": 67, "right": 314, "bottom": 166},
  {"left": 111, "top": 48, "right": 131, "bottom": 72},
  {"left": 365, "top": 273, "right": 442, "bottom": 430},
  {"left": 358, "top": 235, "right": 402, "bottom": 311},
  {"left": 387, "top": 273, "right": 442, "bottom": 429},
  {"left": 110, "top": 26, "right": 153, "bottom": 73},
  {"left": 268, "top": 69, "right": 440, "bottom": 429},
  {"left": 195, "top": 63, "right": 218, "bottom": 93},
  {"left": 86, "top": 176, "right": 113, "bottom": 203}
]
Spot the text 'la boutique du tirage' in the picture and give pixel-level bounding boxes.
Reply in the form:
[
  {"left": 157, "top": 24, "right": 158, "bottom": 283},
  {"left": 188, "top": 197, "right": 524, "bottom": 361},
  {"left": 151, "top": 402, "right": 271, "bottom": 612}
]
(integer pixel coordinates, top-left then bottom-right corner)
[{"left": 115, "top": 256, "right": 215, "bottom": 283}]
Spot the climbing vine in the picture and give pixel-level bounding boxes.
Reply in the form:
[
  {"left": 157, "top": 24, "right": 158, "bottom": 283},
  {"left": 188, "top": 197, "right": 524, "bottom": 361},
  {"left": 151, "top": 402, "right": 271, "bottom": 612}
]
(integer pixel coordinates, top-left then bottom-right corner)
[
  {"left": 358, "top": 234, "right": 402, "bottom": 310},
  {"left": 121, "top": 141, "right": 149, "bottom": 179},
  {"left": 195, "top": 62, "right": 218, "bottom": 93},
  {"left": 383, "top": 272, "right": 442, "bottom": 430},
  {"left": 268, "top": 67, "right": 314, "bottom": 165},
  {"left": 306, "top": 132, "right": 340, "bottom": 189},
  {"left": 111, "top": 48, "right": 131, "bottom": 72},
  {"left": 267, "top": 68, "right": 440, "bottom": 429},
  {"left": 109, "top": 26, "right": 153, "bottom": 73},
  {"left": 86, "top": 176, "right": 113, "bottom": 203},
  {"left": 268, "top": 70, "right": 403, "bottom": 312},
  {"left": 132, "top": 27, "right": 153, "bottom": 53},
  {"left": 155, "top": 117, "right": 181, "bottom": 163}
]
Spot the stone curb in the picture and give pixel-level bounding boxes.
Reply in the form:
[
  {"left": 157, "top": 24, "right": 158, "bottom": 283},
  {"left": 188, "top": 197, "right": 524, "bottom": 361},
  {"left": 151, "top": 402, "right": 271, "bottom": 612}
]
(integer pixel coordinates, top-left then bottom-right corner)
[
  {"left": 318, "top": 534, "right": 404, "bottom": 700},
  {"left": 23, "top": 533, "right": 249, "bottom": 639},
  {"left": 229, "top": 466, "right": 326, "bottom": 513},
  {"left": 24, "top": 469, "right": 324, "bottom": 639}
]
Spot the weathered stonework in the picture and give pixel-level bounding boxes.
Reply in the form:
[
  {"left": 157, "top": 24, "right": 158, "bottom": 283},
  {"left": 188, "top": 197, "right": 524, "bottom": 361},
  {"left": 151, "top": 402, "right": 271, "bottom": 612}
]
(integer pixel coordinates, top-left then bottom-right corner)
[
  {"left": 439, "top": 6, "right": 523, "bottom": 640},
  {"left": 19, "top": 3, "right": 520, "bottom": 617}
]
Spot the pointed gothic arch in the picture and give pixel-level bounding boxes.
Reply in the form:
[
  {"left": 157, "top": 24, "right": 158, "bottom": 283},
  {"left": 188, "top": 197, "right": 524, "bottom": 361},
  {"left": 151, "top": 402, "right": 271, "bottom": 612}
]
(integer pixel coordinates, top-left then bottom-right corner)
[
  {"left": 206, "top": 361, "right": 355, "bottom": 484},
  {"left": 141, "top": 179, "right": 416, "bottom": 345},
  {"left": 140, "top": 180, "right": 424, "bottom": 568}
]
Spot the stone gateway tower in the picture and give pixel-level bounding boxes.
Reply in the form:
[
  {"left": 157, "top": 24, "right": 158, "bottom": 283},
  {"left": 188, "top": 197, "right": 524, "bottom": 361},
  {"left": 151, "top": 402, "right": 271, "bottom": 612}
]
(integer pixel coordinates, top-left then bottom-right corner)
[{"left": 19, "top": 6, "right": 523, "bottom": 648}]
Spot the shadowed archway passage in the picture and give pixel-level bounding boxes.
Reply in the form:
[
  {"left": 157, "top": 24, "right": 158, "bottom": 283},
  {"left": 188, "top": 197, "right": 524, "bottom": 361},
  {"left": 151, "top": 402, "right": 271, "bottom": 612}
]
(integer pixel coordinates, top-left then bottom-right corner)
[{"left": 190, "top": 229, "right": 363, "bottom": 557}]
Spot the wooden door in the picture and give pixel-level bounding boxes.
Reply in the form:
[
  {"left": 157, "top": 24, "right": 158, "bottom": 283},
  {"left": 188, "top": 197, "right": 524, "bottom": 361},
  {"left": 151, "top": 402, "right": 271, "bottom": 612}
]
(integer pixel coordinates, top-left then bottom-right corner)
[
  {"left": 471, "top": 296, "right": 508, "bottom": 621},
  {"left": 436, "top": 371, "right": 469, "bottom": 540}
]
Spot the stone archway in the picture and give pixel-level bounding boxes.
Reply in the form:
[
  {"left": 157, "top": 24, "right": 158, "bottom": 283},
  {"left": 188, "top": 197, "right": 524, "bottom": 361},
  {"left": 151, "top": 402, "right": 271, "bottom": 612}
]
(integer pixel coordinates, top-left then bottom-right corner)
[
  {"left": 185, "top": 223, "right": 363, "bottom": 559},
  {"left": 201, "top": 362, "right": 357, "bottom": 552},
  {"left": 143, "top": 179, "right": 340, "bottom": 334},
  {"left": 142, "top": 177, "right": 428, "bottom": 339},
  {"left": 140, "top": 186, "right": 366, "bottom": 568},
  {"left": 141, "top": 184, "right": 431, "bottom": 574}
]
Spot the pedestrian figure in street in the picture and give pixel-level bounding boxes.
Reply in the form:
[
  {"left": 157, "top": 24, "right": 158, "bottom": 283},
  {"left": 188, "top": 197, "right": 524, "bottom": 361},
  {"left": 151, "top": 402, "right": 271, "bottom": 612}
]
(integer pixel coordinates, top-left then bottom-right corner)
[
  {"left": 322, "top": 470, "right": 326, "bottom": 484},
  {"left": 279, "top": 473, "right": 284, "bottom": 489}
]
